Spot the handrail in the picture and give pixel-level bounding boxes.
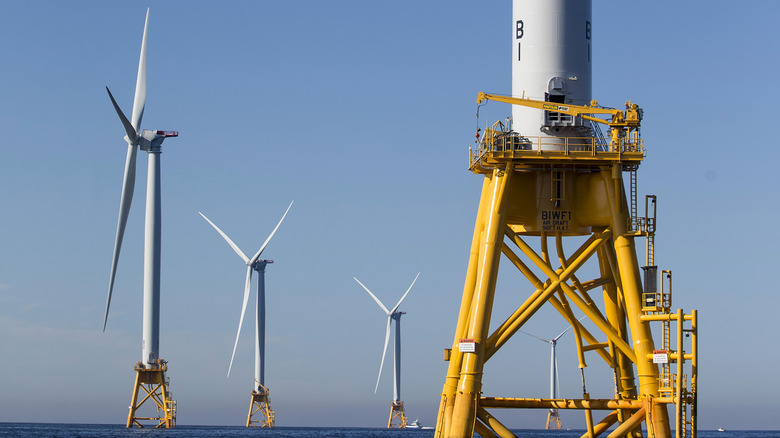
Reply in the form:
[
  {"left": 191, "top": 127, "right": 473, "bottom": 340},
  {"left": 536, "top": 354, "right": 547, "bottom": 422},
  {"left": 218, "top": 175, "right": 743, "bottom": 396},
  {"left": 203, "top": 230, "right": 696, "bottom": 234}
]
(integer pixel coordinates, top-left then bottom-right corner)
[{"left": 469, "top": 129, "right": 644, "bottom": 169}]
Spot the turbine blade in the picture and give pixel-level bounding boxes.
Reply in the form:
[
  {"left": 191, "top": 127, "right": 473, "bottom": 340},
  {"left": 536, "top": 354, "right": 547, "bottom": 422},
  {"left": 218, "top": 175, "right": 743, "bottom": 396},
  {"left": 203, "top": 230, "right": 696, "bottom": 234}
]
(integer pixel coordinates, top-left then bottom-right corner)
[
  {"left": 553, "top": 315, "right": 587, "bottom": 341},
  {"left": 106, "top": 87, "right": 139, "bottom": 144},
  {"left": 249, "top": 200, "right": 294, "bottom": 265},
  {"left": 199, "top": 212, "right": 249, "bottom": 263},
  {"left": 131, "top": 8, "right": 149, "bottom": 130},
  {"left": 518, "top": 329, "right": 551, "bottom": 344},
  {"left": 354, "top": 277, "right": 390, "bottom": 314},
  {"left": 554, "top": 326, "right": 573, "bottom": 342},
  {"left": 103, "top": 137, "right": 138, "bottom": 331},
  {"left": 375, "top": 315, "right": 392, "bottom": 393},
  {"left": 228, "top": 267, "right": 253, "bottom": 377},
  {"left": 390, "top": 272, "right": 420, "bottom": 314}
]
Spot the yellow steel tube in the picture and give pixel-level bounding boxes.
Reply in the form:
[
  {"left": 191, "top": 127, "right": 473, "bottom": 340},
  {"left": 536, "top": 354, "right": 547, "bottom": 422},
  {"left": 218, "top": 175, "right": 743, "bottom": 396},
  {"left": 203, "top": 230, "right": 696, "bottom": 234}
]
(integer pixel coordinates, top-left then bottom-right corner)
[
  {"left": 247, "top": 397, "right": 255, "bottom": 427},
  {"left": 597, "top": 246, "right": 623, "bottom": 402},
  {"left": 607, "top": 408, "right": 647, "bottom": 438},
  {"left": 541, "top": 232, "right": 550, "bottom": 266},
  {"left": 546, "top": 295, "right": 612, "bottom": 365},
  {"left": 555, "top": 233, "right": 590, "bottom": 370},
  {"left": 436, "top": 175, "right": 493, "bottom": 438},
  {"left": 601, "top": 182, "right": 642, "bottom": 438},
  {"left": 675, "top": 309, "right": 684, "bottom": 438},
  {"left": 603, "top": 167, "right": 670, "bottom": 437},
  {"left": 483, "top": 242, "right": 547, "bottom": 358},
  {"left": 640, "top": 314, "right": 695, "bottom": 322},
  {"left": 600, "top": 244, "right": 637, "bottom": 401},
  {"left": 511, "top": 230, "right": 637, "bottom": 364},
  {"left": 484, "top": 287, "right": 546, "bottom": 358},
  {"left": 500, "top": 243, "right": 544, "bottom": 289},
  {"left": 489, "top": 242, "right": 613, "bottom": 365},
  {"left": 474, "top": 419, "right": 499, "bottom": 438},
  {"left": 589, "top": 411, "right": 620, "bottom": 438},
  {"left": 555, "top": 289, "right": 587, "bottom": 368},
  {"left": 572, "top": 283, "right": 606, "bottom": 326},
  {"left": 579, "top": 277, "right": 613, "bottom": 292},
  {"left": 582, "top": 343, "right": 609, "bottom": 352},
  {"left": 449, "top": 165, "right": 512, "bottom": 437},
  {"left": 127, "top": 371, "right": 141, "bottom": 428},
  {"left": 477, "top": 407, "right": 517, "bottom": 438},
  {"left": 653, "top": 397, "right": 682, "bottom": 404},
  {"left": 612, "top": 165, "right": 622, "bottom": 214},
  {"left": 691, "top": 309, "right": 698, "bottom": 437},
  {"left": 480, "top": 397, "right": 642, "bottom": 410},
  {"left": 639, "top": 314, "right": 676, "bottom": 322},
  {"left": 484, "top": 283, "right": 611, "bottom": 365},
  {"left": 509, "top": 230, "right": 605, "bottom": 295},
  {"left": 584, "top": 393, "right": 595, "bottom": 438},
  {"left": 485, "top": 229, "right": 612, "bottom": 358},
  {"left": 558, "top": 281, "right": 637, "bottom": 363},
  {"left": 614, "top": 233, "right": 669, "bottom": 437}
]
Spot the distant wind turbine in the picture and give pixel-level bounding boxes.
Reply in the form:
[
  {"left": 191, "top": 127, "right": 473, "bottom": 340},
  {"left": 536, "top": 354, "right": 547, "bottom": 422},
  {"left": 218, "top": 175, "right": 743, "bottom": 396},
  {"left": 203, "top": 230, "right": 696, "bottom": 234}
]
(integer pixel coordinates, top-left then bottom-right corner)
[
  {"left": 519, "top": 317, "right": 584, "bottom": 430},
  {"left": 199, "top": 200, "right": 293, "bottom": 428},
  {"left": 354, "top": 273, "right": 420, "bottom": 428}
]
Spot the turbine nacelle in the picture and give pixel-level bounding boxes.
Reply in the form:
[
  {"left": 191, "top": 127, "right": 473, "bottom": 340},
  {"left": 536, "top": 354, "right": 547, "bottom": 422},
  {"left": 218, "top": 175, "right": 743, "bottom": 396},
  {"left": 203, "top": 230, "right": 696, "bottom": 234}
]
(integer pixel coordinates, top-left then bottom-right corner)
[
  {"left": 138, "top": 129, "right": 179, "bottom": 151},
  {"left": 251, "top": 259, "right": 274, "bottom": 270}
]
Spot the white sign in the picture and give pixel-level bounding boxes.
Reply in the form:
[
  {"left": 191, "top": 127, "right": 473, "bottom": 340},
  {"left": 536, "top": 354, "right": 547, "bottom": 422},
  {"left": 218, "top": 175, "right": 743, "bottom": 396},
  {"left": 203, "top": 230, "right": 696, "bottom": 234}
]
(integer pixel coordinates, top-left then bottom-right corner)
[
  {"left": 459, "top": 339, "right": 476, "bottom": 353},
  {"left": 653, "top": 350, "right": 669, "bottom": 364}
]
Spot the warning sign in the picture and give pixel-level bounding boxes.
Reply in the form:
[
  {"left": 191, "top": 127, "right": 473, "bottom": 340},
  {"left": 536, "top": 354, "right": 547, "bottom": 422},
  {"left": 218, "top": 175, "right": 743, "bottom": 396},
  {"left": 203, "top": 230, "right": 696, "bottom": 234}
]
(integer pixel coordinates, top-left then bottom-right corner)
[
  {"left": 653, "top": 350, "right": 669, "bottom": 364},
  {"left": 459, "top": 339, "right": 476, "bottom": 353}
]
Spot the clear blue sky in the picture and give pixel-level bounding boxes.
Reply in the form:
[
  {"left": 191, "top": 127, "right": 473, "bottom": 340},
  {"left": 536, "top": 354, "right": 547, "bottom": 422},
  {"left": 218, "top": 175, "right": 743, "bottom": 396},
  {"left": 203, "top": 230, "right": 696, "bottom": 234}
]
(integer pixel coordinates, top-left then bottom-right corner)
[{"left": 0, "top": 0, "right": 778, "bottom": 430}]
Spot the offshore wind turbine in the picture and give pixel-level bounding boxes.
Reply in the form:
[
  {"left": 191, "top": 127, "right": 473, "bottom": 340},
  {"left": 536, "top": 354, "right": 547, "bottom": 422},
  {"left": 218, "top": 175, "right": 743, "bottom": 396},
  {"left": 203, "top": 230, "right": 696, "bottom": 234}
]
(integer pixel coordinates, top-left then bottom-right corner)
[
  {"left": 199, "top": 200, "right": 293, "bottom": 428},
  {"left": 519, "top": 319, "right": 582, "bottom": 430},
  {"left": 102, "top": 9, "right": 179, "bottom": 428},
  {"left": 354, "top": 273, "right": 420, "bottom": 429}
]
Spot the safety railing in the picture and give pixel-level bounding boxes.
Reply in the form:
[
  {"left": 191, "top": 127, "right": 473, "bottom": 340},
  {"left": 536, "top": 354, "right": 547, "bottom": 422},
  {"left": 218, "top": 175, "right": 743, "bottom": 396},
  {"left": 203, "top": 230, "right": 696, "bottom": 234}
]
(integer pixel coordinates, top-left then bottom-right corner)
[
  {"left": 658, "top": 372, "right": 689, "bottom": 394},
  {"left": 469, "top": 126, "right": 644, "bottom": 169},
  {"left": 659, "top": 371, "right": 675, "bottom": 393}
]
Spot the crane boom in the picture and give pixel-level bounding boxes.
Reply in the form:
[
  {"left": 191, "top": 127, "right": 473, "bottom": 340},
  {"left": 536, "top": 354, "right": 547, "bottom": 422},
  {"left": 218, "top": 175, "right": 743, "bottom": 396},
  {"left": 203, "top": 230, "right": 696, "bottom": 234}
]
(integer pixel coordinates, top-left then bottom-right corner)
[{"left": 476, "top": 91, "right": 642, "bottom": 129}]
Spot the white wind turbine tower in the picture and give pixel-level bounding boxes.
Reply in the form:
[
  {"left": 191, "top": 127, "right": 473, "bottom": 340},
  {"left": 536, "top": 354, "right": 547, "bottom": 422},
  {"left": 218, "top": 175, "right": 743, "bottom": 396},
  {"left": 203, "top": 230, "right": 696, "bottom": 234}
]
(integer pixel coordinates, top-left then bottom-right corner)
[
  {"left": 101, "top": 8, "right": 178, "bottom": 428},
  {"left": 199, "top": 201, "right": 293, "bottom": 428},
  {"left": 520, "top": 318, "right": 583, "bottom": 430},
  {"left": 354, "top": 273, "right": 420, "bottom": 429}
]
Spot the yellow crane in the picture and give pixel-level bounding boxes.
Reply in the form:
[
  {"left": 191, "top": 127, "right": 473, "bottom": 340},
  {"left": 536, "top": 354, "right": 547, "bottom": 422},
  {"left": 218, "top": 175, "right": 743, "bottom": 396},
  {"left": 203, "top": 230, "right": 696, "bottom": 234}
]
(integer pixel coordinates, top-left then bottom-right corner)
[{"left": 476, "top": 91, "right": 643, "bottom": 152}]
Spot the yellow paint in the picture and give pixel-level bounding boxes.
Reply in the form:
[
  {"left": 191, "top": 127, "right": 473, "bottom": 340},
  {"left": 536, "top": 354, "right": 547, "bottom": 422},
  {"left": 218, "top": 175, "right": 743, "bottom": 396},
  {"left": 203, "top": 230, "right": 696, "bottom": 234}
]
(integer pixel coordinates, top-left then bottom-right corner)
[
  {"left": 388, "top": 401, "right": 408, "bottom": 428},
  {"left": 126, "top": 360, "right": 176, "bottom": 428},
  {"left": 435, "top": 93, "right": 698, "bottom": 437},
  {"left": 246, "top": 383, "right": 275, "bottom": 428}
]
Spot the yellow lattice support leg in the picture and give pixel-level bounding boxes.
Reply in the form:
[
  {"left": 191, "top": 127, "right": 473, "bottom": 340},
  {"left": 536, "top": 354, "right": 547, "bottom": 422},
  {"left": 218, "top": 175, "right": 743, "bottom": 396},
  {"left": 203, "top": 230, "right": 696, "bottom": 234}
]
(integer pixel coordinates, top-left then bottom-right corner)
[
  {"left": 388, "top": 401, "right": 407, "bottom": 428},
  {"left": 246, "top": 384, "right": 275, "bottom": 428},
  {"left": 604, "top": 168, "right": 671, "bottom": 438},
  {"left": 126, "top": 359, "right": 176, "bottom": 428},
  {"left": 448, "top": 166, "right": 513, "bottom": 438},
  {"left": 545, "top": 409, "right": 562, "bottom": 430},
  {"left": 435, "top": 176, "right": 493, "bottom": 438}
]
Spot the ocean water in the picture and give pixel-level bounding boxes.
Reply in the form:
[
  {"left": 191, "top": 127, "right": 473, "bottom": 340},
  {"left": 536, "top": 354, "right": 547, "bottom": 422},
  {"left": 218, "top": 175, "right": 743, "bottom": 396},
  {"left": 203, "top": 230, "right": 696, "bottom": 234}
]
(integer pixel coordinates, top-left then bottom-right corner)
[{"left": 0, "top": 425, "right": 777, "bottom": 438}]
